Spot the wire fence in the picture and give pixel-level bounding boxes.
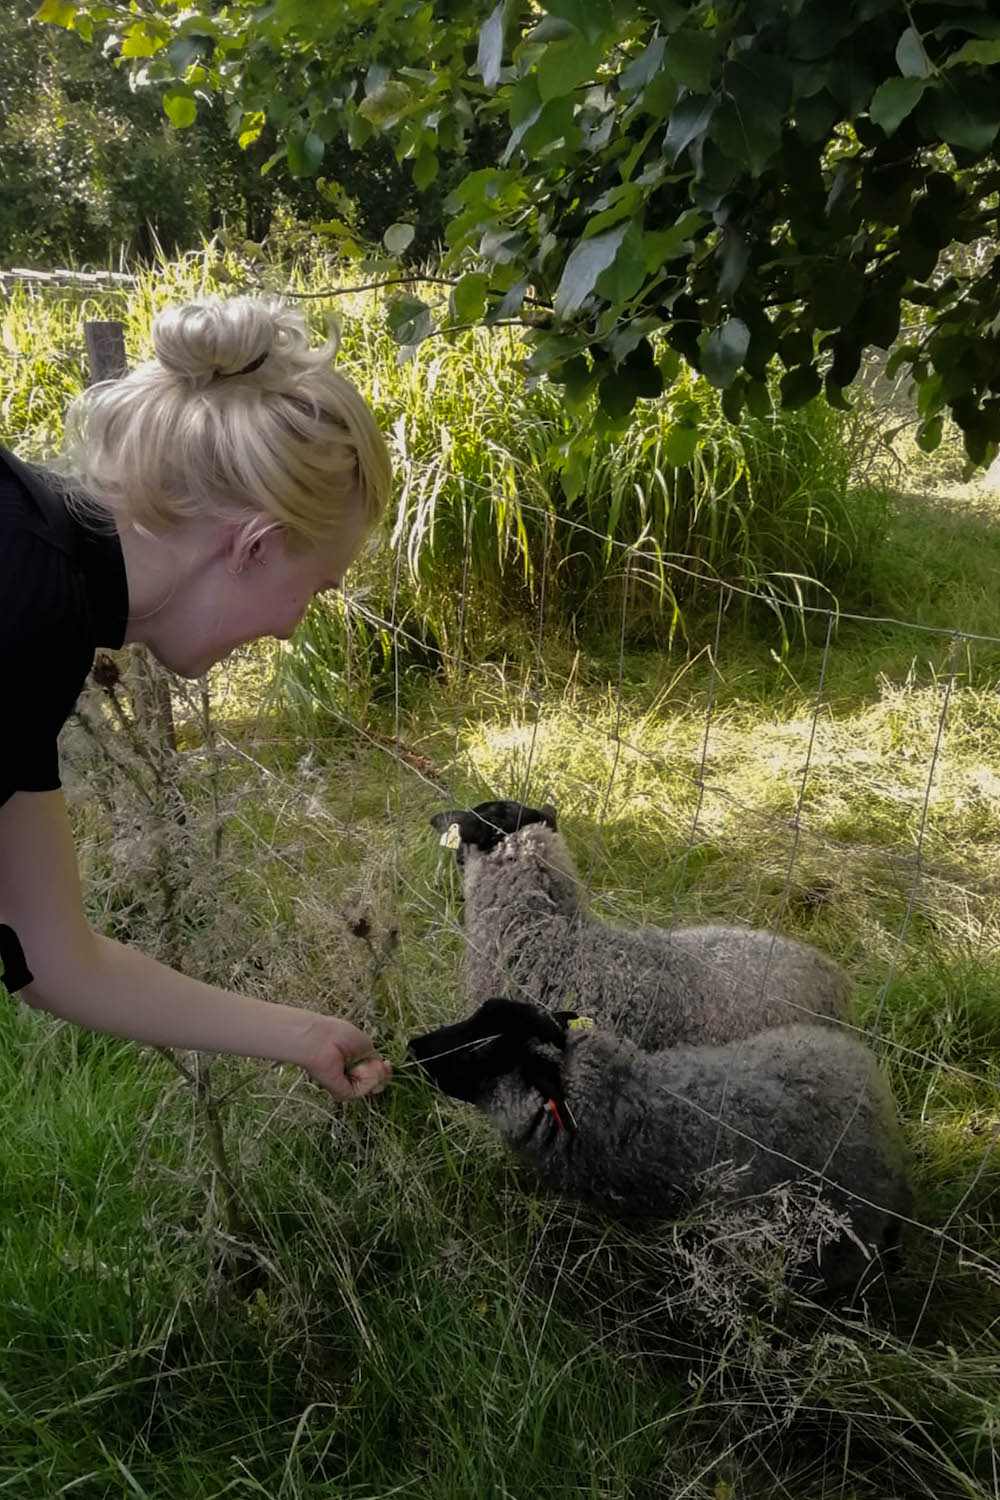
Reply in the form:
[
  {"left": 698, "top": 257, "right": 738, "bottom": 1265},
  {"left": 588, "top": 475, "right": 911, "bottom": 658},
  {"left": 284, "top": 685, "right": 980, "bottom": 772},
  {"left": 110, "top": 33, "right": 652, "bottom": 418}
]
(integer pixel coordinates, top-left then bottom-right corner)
[
  {"left": 8, "top": 300, "right": 996, "bottom": 1337},
  {"left": 95, "top": 481, "right": 994, "bottom": 1300}
]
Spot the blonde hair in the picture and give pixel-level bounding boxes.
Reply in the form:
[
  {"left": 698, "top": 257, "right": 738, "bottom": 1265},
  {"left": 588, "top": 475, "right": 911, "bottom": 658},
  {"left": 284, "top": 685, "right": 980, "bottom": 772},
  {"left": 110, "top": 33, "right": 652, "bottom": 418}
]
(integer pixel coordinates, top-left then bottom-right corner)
[{"left": 62, "top": 296, "right": 391, "bottom": 548}]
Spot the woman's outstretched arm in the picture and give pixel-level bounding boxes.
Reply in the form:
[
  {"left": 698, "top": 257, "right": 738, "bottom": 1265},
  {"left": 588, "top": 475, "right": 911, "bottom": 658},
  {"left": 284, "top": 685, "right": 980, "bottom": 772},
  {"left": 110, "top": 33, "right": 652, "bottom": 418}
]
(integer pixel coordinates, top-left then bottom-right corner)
[{"left": 0, "top": 788, "right": 390, "bottom": 1100}]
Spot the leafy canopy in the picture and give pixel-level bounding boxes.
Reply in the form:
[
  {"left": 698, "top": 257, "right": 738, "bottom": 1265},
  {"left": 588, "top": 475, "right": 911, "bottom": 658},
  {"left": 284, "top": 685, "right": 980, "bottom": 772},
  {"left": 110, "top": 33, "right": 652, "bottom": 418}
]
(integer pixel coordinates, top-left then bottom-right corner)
[{"left": 37, "top": 0, "right": 1000, "bottom": 470}]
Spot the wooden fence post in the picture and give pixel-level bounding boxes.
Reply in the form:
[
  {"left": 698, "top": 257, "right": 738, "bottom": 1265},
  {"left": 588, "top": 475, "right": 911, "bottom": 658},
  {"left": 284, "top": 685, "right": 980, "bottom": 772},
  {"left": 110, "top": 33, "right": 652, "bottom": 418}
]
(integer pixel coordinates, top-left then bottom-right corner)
[
  {"left": 83, "top": 319, "right": 178, "bottom": 761},
  {"left": 83, "top": 320, "right": 127, "bottom": 385}
]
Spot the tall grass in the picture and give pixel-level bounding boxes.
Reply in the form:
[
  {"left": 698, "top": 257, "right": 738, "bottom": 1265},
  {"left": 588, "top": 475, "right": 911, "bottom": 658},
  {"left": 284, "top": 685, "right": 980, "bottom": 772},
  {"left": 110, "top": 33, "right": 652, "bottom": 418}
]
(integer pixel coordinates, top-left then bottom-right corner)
[{"left": 2, "top": 244, "right": 893, "bottom": 667}]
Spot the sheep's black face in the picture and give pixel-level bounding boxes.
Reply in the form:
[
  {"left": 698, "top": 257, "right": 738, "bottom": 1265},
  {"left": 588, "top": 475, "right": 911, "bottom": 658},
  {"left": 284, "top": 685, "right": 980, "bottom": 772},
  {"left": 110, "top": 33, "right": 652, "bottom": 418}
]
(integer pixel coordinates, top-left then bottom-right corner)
[
  {"left": 409, "top": 997, "right": 567, "bottom": 1104},
  {"left": 429, "top": 799, "right": 557, "bottom": 866}
]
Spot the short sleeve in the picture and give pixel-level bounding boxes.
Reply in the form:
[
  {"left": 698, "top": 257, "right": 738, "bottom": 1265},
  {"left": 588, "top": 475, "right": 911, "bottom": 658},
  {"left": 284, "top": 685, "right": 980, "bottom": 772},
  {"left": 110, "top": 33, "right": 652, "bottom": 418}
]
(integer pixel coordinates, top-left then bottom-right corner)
[{"left": 0, "top": 530, "right": 93, "bottom": 807}]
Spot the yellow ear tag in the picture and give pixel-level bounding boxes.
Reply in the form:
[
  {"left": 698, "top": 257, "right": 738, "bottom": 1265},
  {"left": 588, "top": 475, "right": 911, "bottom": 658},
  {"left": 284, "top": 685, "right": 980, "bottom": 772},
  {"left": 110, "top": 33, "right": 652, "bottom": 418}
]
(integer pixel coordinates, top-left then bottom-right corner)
[
  {"left": 567, "top": 1016, "right": 595, "bottom": 1031},
  {"left": 440, "top": 823, "right": 462, "bottom": 851}
]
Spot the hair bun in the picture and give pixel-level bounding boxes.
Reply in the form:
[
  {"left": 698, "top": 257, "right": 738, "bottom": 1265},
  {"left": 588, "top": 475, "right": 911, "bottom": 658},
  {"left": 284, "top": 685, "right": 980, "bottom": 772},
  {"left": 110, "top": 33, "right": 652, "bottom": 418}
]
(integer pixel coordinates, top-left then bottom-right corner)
[{"left": 151, "top": 295, "right": 307, "bottom": 383}]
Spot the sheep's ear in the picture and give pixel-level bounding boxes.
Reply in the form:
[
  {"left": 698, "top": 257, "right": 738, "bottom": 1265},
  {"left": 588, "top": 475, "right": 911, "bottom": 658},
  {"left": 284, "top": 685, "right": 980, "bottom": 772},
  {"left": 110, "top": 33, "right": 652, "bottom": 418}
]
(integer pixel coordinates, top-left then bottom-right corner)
[
  {"left": 538, "top": 803, "right": 558, "bottom": 831},
  {"left": 519, "top": 1050, "right": 566, "bottom": 1112},
  {"left": 478, "top": 799, "right": 558, "bottom": 834},
  {"left": 429, "top": 809, "right": 494, "bottom": 852},
  {"left": 432, "top": 799, "right": 557, "bottom": 852},
  {"left": 477, "top": 997, "right": 569, "bottom": 1050},
  {"left": 433, "top": 803, "right": 520, "bottom": 853}
]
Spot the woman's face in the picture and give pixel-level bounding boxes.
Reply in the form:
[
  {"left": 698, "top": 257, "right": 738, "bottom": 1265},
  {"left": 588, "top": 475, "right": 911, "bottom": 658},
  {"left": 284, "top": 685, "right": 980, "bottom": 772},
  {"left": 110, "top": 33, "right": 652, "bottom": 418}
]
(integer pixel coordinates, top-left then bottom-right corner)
[{"left": 158, "top": 508, "right": 370, "bottom": 678}]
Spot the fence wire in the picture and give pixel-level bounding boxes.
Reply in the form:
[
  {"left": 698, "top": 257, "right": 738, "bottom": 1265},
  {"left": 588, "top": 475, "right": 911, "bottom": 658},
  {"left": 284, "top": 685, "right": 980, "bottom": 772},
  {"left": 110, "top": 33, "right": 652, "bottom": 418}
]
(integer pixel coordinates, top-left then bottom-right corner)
[
  {"left": 351, "top": 497, "right": 999, "bottom": 1287},
  {"left": 46, "top": 411, "right": 1000, "bottom": 1323}
]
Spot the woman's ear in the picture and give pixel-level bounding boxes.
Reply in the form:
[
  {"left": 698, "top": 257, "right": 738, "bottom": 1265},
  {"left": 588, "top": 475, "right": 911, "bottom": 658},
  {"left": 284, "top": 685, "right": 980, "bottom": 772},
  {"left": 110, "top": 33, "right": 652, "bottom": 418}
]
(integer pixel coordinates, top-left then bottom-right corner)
[{"left": 227, "top": 517, "right": 280, "bottom": 577}]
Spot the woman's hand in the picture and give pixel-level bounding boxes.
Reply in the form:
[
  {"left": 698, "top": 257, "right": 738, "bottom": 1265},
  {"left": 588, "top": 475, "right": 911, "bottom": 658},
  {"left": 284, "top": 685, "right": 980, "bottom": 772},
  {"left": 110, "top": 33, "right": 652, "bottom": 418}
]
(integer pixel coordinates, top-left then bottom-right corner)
[
  {"left": 1, "top": 790, "right": 392, "bottom": 1101},
  {"left": 300, "top": 1015, "right": 392, "bottom": 1101}
]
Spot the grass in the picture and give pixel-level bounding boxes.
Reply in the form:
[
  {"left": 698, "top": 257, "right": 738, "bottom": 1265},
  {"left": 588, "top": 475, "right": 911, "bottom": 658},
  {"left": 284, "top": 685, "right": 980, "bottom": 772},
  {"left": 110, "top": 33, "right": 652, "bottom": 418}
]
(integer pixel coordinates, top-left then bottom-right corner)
[
  {"left": 2, "top": 241, "right": 896, "bottom": 660},
  {"left": 3, "top": 249, "right": 1000, "bottom": 1495},
  {"left": 5, "top": 597, "right": 1000, "bottom": 1497}
]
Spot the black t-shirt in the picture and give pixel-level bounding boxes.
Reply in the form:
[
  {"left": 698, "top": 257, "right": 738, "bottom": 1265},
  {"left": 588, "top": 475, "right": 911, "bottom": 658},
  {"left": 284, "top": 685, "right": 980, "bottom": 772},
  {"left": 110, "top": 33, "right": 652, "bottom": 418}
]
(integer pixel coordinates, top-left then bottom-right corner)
[{"left": 0, "top": 443, "right": 128, "bottom": 808}]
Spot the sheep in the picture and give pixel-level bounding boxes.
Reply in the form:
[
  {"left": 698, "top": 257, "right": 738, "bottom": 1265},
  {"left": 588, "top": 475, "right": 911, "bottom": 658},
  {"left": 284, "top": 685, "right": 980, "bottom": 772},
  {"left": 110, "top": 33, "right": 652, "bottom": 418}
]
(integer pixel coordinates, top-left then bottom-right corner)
[
  {"left": 409, "top": 997, "right": 912, "bottom": 1293},
  {"left": 431, "top": 800, "right": 852, "bottom": 1050}
]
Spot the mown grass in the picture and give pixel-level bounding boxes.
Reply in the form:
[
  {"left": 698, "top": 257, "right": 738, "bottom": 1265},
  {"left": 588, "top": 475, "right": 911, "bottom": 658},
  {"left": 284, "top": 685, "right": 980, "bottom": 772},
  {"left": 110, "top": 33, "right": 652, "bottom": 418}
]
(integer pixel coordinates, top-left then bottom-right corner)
[{"left": 3, "top": 250, "right": 1000, "bottom": 1496}]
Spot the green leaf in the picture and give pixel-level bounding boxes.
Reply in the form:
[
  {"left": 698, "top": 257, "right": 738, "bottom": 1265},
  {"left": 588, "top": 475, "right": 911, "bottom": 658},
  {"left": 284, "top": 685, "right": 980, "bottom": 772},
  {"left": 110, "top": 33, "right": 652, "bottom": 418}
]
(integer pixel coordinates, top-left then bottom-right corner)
[
  {"left": 638, "top": 67, "right": 678, "bottom": 121},
  {"left": 386, "top": 295, "right": 433, "bottom": 345},
  {"left": 553, "top": 223, "right": 629, "bottom": 317},
  {"left": 869, "top": 76, "right": 927, "bottom": 134},
  {"left": 167, "top": 34, "right": 209, "bottom": 71},
  {"left": 830, "top": 338, "right": 862, "bottom": 387},
  {"left": 32, "top": 0, "right": 76, "bottom": 24},
  {"left": 540, "top": 0, "right": 612, "bottom": 46},
  {"left": 121, "top": 23, "right": 159, "bottom": 58},
  {"left": 538, "top": 35, "right": 602, "bottom": 101},
  {"left": 899, "top": 230, "right": 939, "bottom": 282},
  {"left": 813, "top": 264, "right": 865, "bottom": 329},
  {"left": 885, "top": 344, "right": 918, "bottom": 380},
  {"left": 658, "top": 346, "right": 681, "bottom": 388},
  {"left": 933, "top": 15, "right": 1000, "bottom": 43},
  {"left": 493, "top": 276, "right": 530, "bottom": 321},
  {"left": 413, "top": 146, "right": 438, "bottom": 190},
  {"left": 358, "top": 81, "right": 413, "bottom": 126},
  {"left": 477, "top": 3, "right": 505, "bottom": 89},
  {"left": 583, "top": 184, "right": 642, "bottom": 238},
  {"left": 594, "top": 224, "right": 647, "bottom": 305},
  {"left": 710, "top": 94, "right": 782, "bottom": 177},
  {"left": 717, "top": 228, "right": 749, "bottom": 296},
  {"left": 779, "top": 365, "right": 822, "bottom": 409},
  {"left": 946, "top": 39, "right": 1000, "bottom": 67},
  {"left": 287, "top": 130, "right": 325, "bottom": 177},
  {"left": 238, "top": 112, "right": 266, "bottom": 150},
  {"left": 699, "top": 318, "right": 750, "bottom": 389},
  {"left": 745, "top": 379, "right": 772, "bottom": 419},
  {"left": 346, "top": 108, "right": 373, "bottom": 149},
  {"left": 450, "top": 272, "right": 489, "bottom": 323},
  {"left": 780, "top": 328, "right": 813, "bottom": 370},
  {"left": 664, "top": 94, "right": 715, "bottom": 161},
  {"left": 620, "top": 37, "right": 667, "bottom": 93},
  {"left": 163, "top": 87, "right": 197, "bottom": 129},
  {"left": 599, "top": 371, "right": 638, "bottom": 421},
  {"left": 643, "top": 210, "right": 703, "bottom": 271},
  {"left": 721, "top": 377, "right": 745, "bottom": 423},
  {"left": 855, "top": 292, "right": 900, "bottom": 351},
  {"left": 557, "top": 430, "right": 594, "bottom": 501},
  {"left": 916, "top": 415, "right": 944, "bottom": 452},
  {"left": 664, "top": 29, "right": 718, "bottom": 93},
  {"left": 664, "top": 423, "right": 699, "bottom": 466},
  {"left": 617, "top": 346, "right": 663, "bottom": 406},
  {"left": 526, "top": 16, "right": 576, "bottom": 43},
  {"left": 895, "top": 27, "right": 929, "bottom": 79},
  {"left": 824, "top": 379, "right": 853, "bottom": 411},
  {"left": 383, "top": 222, "right": 415, "bottom": 255},
  {"left": 923, "top": 79, "right": 1000, "bottom": 153},
  {"left": 502, "top": 89, "right": 576, "bottom": 164},
  {"left": 795, "top": 89, "right": 839, "bottom": 142}
]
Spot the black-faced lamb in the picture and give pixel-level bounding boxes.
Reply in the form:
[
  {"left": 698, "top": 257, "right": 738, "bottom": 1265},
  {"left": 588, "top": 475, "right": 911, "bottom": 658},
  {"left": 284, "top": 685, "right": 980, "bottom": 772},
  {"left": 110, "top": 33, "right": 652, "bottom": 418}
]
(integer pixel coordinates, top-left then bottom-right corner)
[
  {"left": 409, "top": 997, "right": 912, "bottom": 1293},
  {"left": 431, "top": 799, "right": 852, "bottom": 1049}
]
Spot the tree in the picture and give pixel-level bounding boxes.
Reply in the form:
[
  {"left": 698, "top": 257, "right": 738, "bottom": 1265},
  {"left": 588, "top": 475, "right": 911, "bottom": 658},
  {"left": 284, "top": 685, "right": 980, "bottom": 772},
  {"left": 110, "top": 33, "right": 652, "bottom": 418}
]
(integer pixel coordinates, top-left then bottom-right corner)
[{"left": 36, "top": 0, "right": 1000, "bottom": 470}]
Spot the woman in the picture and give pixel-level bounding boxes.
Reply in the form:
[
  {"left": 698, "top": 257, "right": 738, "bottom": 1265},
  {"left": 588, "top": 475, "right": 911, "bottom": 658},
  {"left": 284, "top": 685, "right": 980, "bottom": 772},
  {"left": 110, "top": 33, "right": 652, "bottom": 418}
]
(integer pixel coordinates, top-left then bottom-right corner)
[{"left": 0, "top": 295, "right": 391, "bottom": 1100}]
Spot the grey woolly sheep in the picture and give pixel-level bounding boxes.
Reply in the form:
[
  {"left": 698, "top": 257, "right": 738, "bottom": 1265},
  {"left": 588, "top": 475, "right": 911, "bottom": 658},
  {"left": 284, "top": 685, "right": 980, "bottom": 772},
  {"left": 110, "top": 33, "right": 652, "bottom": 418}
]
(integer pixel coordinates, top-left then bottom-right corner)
[
  {"left": 409, "top": 998, "right": 912, "bottom": 1293},
  {"left": 431, "top": 800, "right": 851, "bottom": 1049}
]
